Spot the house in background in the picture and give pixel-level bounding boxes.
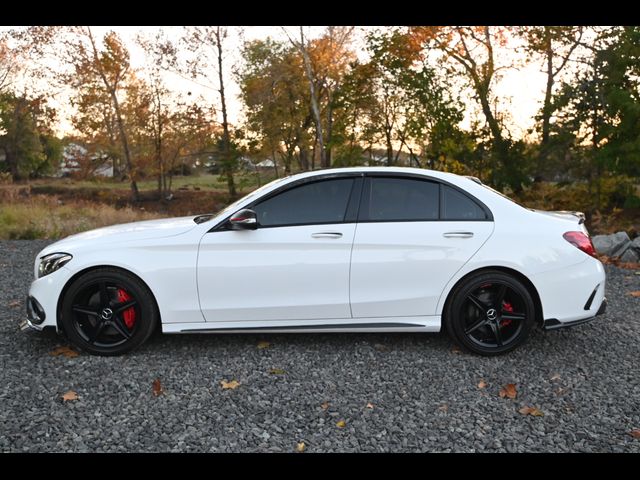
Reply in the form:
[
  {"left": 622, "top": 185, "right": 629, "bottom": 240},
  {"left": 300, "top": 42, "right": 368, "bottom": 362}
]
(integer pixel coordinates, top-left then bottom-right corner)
[
  {"left": 58, "top": 143, "right": 114, "bottom": 178},
  {"left": 256, "top": 159, "right": 275, "bottom": 170}
]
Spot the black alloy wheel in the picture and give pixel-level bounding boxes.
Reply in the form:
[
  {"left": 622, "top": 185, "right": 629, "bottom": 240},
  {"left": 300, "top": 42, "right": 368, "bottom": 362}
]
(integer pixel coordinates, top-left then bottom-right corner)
[
  {"left": 60, "top": 268, "right": 157, "bottom": 356},
  {"left": 445, "top": 271, "right": 536, "bottom": 355}
]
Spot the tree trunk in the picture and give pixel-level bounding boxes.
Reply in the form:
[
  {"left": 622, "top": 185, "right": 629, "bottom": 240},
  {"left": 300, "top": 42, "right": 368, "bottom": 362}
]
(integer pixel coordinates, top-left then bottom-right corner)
[
  {"left": 325, "top": 91, "right": 333, "bottom": 168},
  {"left": 111, "top": 93, "right": 140, "bottom": 201},
  {"left": 299, "top": 147, "right": 309, "bottom": 171},
  {"left": 270, "top": 147, "right": 279, "bottom": 178},
  {"left": 215, "top": 27, "right": 237, "bottom": 198},
  {"left": 385, "top": 129, "right": 394, "bottom": 167},
  {"left": 86, "top": 27, "right": 139, "bottom": 202},
  {"left": 298, "top": 27, "right": 327, "bottom": 169},
  {"left": 155, "top": 89, "right": 164, "bottom": 199},
  {"left": 537, "top": 29, "right": 554, "bottom": 181}
]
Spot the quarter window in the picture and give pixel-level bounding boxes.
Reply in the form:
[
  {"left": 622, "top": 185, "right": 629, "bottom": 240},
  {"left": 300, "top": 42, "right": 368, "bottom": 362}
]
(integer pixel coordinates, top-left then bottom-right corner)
[
  {"left": 441, "top": 185, "right": 487, "bottom": 220},
  {"left": 253, "top": 178, "right": 355, "bottom": 227},
  {"left": 365, "top": 177, "right": 439, "bottom": 221}
]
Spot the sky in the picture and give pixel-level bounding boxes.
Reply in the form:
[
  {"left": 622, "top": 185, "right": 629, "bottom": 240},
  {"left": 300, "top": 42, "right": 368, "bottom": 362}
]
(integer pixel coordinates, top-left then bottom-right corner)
[{"left": 5, "top": 26, "right": 551, "bottom": 140}]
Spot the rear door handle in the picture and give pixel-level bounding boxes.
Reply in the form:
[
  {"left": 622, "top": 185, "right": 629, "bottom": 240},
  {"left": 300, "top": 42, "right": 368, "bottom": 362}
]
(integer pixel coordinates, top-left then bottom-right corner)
[
  {"left": 312, "top": 232, "right": 343, "bottom": 239},
  {"left": 443, "top": 231, "right": 474, "bottom": 238}
]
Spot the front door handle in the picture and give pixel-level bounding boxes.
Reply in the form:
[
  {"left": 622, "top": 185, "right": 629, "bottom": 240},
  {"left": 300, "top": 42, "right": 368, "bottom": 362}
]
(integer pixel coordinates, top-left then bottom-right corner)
[
  {"left": 443, "top": 231, "right": 474, "bottom": 238},
  {"left": 312, "top": 232, "right": 343, "bottom": 239}
]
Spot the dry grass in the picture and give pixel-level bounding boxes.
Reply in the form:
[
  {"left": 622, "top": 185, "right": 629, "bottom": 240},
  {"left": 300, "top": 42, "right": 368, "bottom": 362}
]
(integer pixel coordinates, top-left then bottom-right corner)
[{"left": 0, "top": 194, "right": 161, "bottom": 240}]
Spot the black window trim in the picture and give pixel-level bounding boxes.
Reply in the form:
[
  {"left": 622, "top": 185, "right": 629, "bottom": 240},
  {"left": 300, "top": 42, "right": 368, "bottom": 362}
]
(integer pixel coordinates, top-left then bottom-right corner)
[
  {"left": 208, "top": 170, "right": 493, "bottom": 233},
  {"left": 210, "top": 172, "right": 365, "bottom": 232},
  {"left": 358, "top": 173, "right": 493, "bottom": 223}
]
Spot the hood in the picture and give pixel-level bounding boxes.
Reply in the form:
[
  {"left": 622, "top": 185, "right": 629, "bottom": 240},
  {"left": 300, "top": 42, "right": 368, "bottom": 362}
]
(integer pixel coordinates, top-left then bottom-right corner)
[{"left": 40, "top": 216, "right": 200, "bottom": 256}]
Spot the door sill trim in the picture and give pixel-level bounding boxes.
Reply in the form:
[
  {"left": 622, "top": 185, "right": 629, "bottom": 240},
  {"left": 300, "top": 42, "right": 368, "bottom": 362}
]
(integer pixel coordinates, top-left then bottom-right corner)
[{"left": 162, "top": 316, "right": 441, "bottom": 334}]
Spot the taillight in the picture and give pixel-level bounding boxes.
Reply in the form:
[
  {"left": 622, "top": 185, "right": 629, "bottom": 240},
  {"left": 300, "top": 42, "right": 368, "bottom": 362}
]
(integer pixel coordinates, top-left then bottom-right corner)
[{"left": 563, "top": 231, "right": 597, "bottom": 258}]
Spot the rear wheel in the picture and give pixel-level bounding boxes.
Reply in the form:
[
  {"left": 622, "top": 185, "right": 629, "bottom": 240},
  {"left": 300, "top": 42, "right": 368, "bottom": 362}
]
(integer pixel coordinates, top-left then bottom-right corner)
[
  {"left": 60, "top": 268, "right": 157, "bottom": 356},
  {"left": 445, "top": 271, "right": 535, "bottom": 355}
]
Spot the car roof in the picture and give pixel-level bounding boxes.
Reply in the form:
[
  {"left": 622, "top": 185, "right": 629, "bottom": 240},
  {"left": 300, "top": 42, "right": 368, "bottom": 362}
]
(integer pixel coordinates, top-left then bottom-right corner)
[{"left": 279, "top": 166, "right": 463, "bottom": 183}]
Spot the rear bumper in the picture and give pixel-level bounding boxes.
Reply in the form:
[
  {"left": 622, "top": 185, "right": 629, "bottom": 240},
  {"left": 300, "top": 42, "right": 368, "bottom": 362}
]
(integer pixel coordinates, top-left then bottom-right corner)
[
  {"left": 530, "top": 256, "right": 606, "bottom": 327},
  {"left": 543, "top": 297, "right": 607, "bottom": 330}
]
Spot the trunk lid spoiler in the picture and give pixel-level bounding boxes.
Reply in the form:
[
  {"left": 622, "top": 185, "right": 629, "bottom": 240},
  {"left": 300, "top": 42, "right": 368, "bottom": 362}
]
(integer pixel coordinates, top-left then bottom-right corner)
[{"left": 532, "top": 209, "right": 586, "bottom": 225}]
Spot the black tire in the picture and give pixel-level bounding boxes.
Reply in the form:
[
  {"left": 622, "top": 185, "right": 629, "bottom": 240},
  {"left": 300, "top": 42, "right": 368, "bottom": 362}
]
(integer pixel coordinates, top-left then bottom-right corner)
[
  {"left": 444, "top": 270, "right": 535, "bottom": 356},
  {"left": 60, "top": 268, "right": 157, "bottom": 356}
]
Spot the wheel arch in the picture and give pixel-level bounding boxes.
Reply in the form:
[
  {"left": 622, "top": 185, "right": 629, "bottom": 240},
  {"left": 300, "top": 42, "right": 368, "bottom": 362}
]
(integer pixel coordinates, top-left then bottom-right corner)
[
  {"left": 56, "top": 265, "right": 162, "bottom": 333},
  {"left": 441, "top": 266, "right": 544, "bottom": 327}
]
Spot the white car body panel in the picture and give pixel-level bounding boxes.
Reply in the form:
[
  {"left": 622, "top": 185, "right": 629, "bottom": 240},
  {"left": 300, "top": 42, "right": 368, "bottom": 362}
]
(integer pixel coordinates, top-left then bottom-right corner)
[
  {"left": 350, "top": 221, "right": 494, "bottom": 317},
  {"left": 197, "top": 224, "right": 356, "bottom": 322},
  {"left": 25, "top": 166, "right": 606, "bottom": 339}
]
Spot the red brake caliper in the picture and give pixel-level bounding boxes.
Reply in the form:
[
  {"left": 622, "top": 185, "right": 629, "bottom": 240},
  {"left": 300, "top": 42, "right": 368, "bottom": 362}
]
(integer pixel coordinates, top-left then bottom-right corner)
[
  {"left": 117, "top": 289, "right": 136, "bottom": 329},
  {"left": 501, "top": 301, "right": 513, "bottom": 327}
]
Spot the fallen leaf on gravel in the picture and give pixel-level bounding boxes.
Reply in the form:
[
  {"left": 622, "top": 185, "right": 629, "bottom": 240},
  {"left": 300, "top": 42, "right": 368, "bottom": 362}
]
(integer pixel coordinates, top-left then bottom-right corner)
[
  {"left": 321, "top": 401, "right": 330, "bottom": 410},
  {"left": 336, "top": 420, "right": 346, "bottom": 428},
  {"left": 619, "top": 262, "right": 640, "bottom": 270},
  {"left": 451, "top": 346, "right": 462, "bottom": 354},
  {"left": 257, "top": 341, "right": 271, "bottom": 349},
  {"left": 438, "top": 403, "right": 449, "bottom": 412},
  {"left": 61, "top": 390, "right": 78, "bottom": 402},
  {"left": 366, "top": 402, "right": 374, "bottom": 409},
  {"left": 7, "top": 300, "right": 20, "bottom": 308},
  {"left": 478, "top": 380, "right": 487, "bottom": 389},
  {"left": 269, "top": 368, "right": 286, "bottom": 375},
  {"left": 296, "top": 442, "right": 306, "bottom": 452},
  {"left": 220, "top": 379, "right": 240, "bottom": 390},
  {"left": 519, "top": 406, "right": 544, "bottom": 417},
  {"left": 152, "top": 378, "right": 164, "bottom": 397},
  {"left": 628, "top": 291, "right": 640, "bottom": 297},
  {"left": 49, "top": 346, "right": 79, "bottom": 358},
  {"left": 630, "top": 429, "right": 640, "bottom": 439},
  {"left": 550, "top": 373, "right": 561, "bottom": 381},
  {"left": 499, "top": 383, "right": 517, "bottom": 399}
]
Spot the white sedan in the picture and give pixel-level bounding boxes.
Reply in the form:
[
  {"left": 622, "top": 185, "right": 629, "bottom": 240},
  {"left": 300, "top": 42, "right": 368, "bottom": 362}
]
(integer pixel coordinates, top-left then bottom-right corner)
[{"left": 23, "top": 167, "right": 607, "bottom": 356}]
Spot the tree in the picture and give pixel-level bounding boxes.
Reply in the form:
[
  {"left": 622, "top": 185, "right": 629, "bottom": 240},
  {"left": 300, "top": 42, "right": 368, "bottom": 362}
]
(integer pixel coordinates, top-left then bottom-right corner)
[
  {"left": 407, "top": 27, "right": 526, "bottom": 190},
  {"left": 49, "top": 27, "right": 141, "bottom": 200},
  {"left": 518, "top": 26, "right": 584, "bottom": 179},
  {"left": 284, "top": 26, "right": 355, "bottom": 169},
  {"left": 331, "top": 30, "right": 463, "bottom": 169},
  {"left": 552, "top": 27, "right": 640, "bottom": 209},
  {"left": 0, "top": 36, "right": 17, "bottom": 94},
  {"left": 237, "top": 38, "right": 311, "bottom": 175},
  {"left": 179, "top": 26, "right": 237, "bottom": 198},
  {"left": 137, "top": 31, "right": 182, "bottom": 198},
  {"left": 0, "top": 92, "right": 60, "bottom": 179}
]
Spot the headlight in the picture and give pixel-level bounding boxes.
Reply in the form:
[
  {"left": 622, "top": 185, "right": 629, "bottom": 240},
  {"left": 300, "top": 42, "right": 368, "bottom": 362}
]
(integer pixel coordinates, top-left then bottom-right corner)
[{"left": 38, "top": 253, "right": 73, "bottom": 278}]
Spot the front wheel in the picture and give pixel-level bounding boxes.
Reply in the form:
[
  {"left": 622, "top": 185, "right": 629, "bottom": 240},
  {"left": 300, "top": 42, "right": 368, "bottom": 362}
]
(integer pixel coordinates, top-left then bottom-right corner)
[
  {"left": 60, "top": 268, "right": 157, "bottom": 356},
  {"left": 444, "top": 271, "right": 536, "bottom": 355}
]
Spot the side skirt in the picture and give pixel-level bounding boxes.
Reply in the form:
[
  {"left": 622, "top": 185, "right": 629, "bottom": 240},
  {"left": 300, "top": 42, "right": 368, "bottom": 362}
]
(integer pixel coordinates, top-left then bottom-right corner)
[{"left": 161, "top": 316, "right": 441, "bottom": 334}]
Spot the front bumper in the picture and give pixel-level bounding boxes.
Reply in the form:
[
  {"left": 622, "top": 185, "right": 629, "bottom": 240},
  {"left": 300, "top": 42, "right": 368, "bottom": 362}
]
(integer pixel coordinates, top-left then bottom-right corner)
[{"left": 24, "top": 266, "right": 73, "bottom": 331}]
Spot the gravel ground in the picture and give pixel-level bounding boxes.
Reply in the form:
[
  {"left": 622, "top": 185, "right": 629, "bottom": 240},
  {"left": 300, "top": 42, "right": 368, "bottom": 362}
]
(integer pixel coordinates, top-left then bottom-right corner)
[{"left": 1, "top": 239, "right": 639, "bottom": 453}]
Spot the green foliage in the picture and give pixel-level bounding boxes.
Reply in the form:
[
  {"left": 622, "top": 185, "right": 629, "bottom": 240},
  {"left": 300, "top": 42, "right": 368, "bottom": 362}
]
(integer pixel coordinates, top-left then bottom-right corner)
[
  {"left": 236, "top": 38, "right": 311, "bottom": 174},
  {"left": 550, "top": 27, "right": 640, "bottom": 208},
  {"left": 0, "top": 93, "right": 60, "bottom": 180}
]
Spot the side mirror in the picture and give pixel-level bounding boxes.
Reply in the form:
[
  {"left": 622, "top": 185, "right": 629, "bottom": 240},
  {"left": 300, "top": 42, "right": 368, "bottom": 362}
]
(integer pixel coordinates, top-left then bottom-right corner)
[{"left": 229, "top": 208, "right": 258, "bottom": 230}]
